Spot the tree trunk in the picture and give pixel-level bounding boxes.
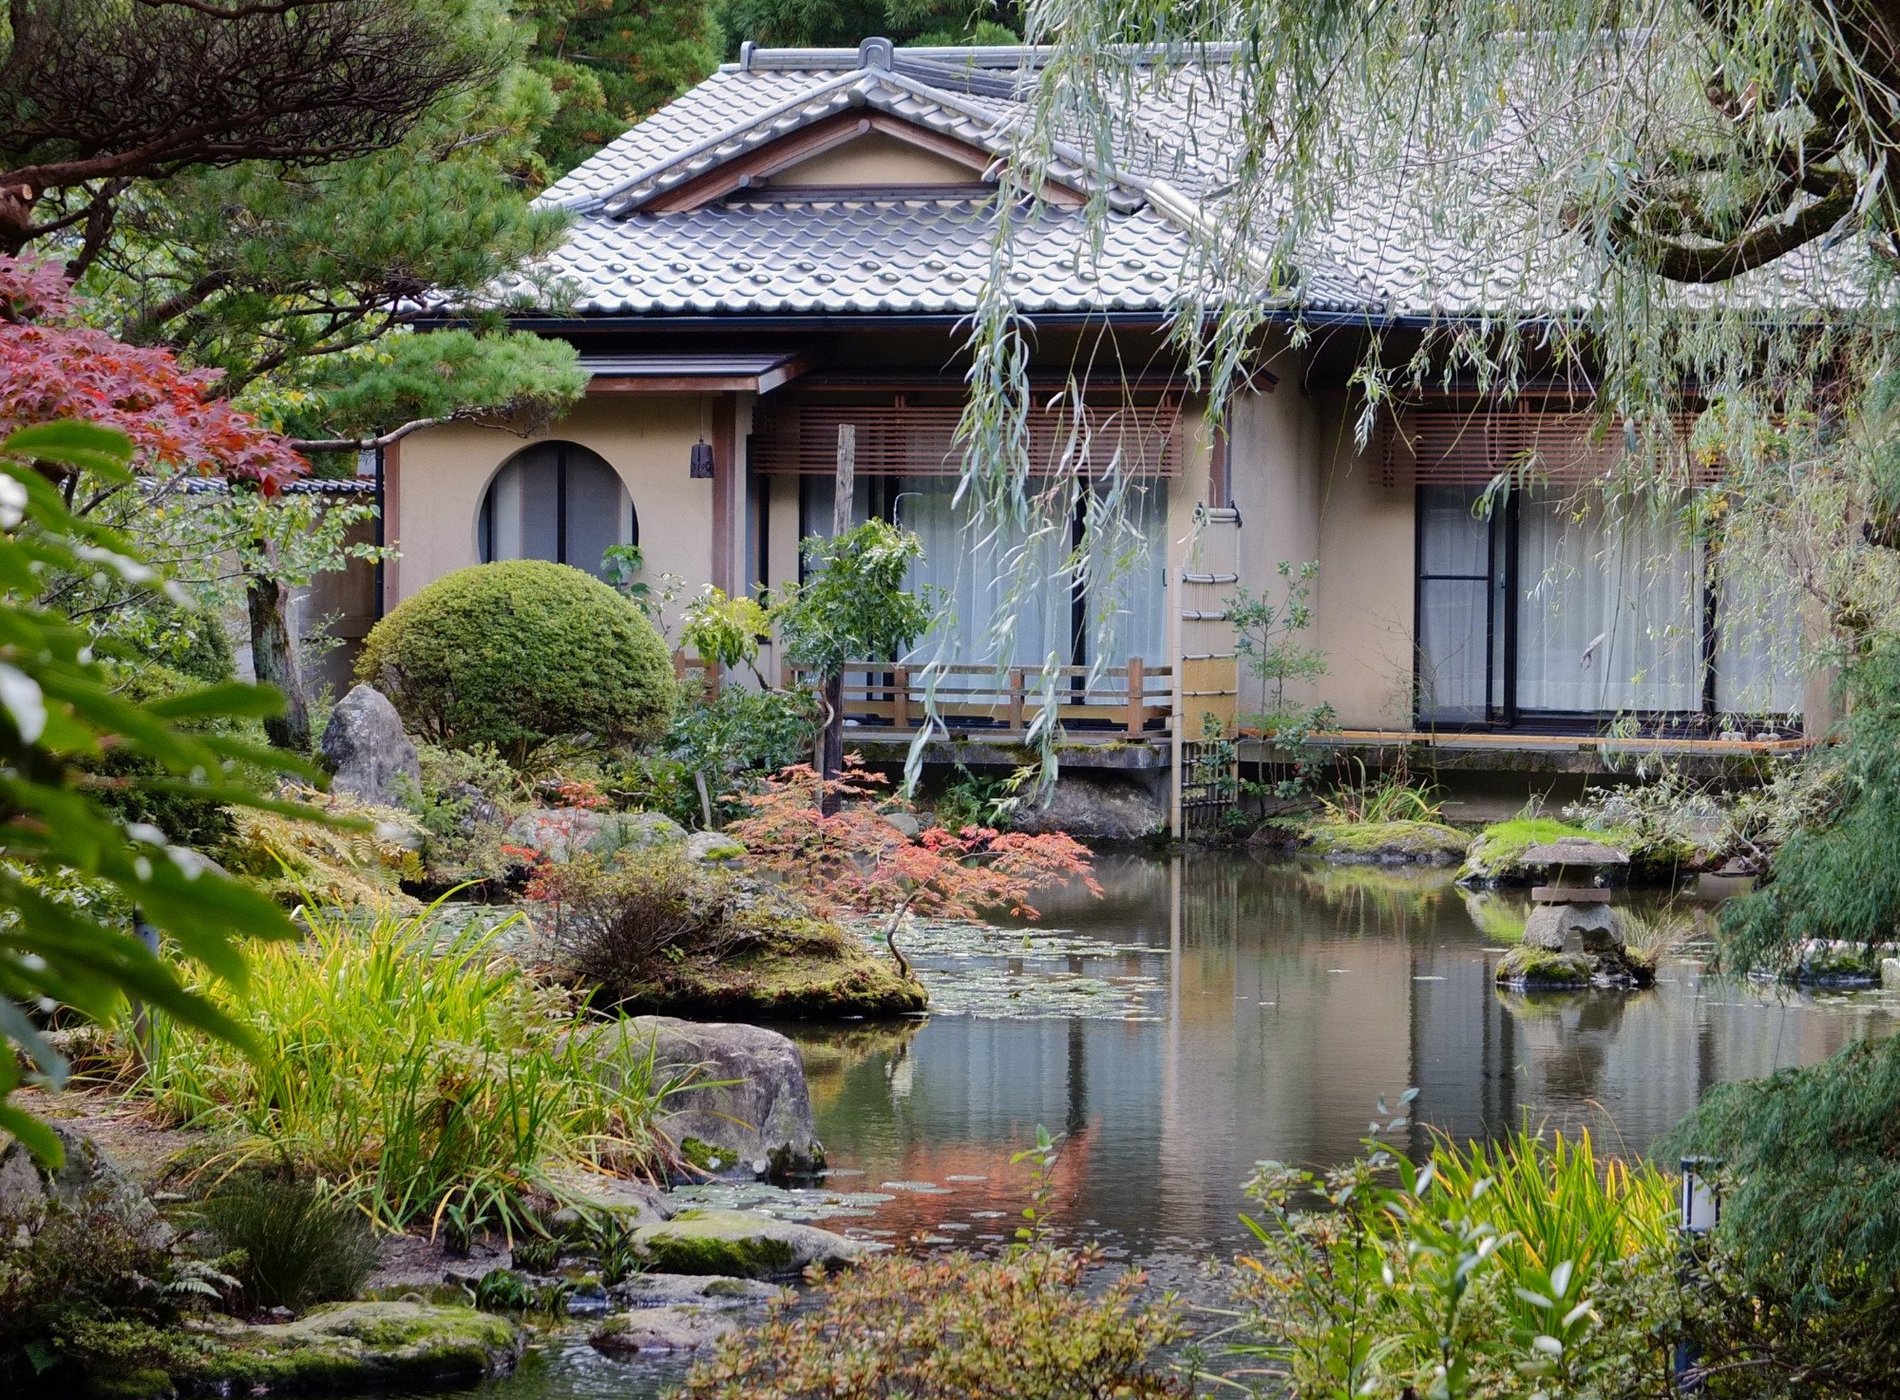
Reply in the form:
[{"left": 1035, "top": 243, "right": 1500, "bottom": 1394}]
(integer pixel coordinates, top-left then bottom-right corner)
[
  {"left": 819, "top": 671, "right": 844, "bottom": 815},
  {"left": 247, "top": 569, "right": 311, "bottom": 752}
]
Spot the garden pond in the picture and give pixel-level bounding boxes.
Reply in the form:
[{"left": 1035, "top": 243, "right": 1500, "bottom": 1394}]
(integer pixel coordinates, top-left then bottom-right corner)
[{"left": 424, "top": 850, "right": 1900, "bottom": 1399}]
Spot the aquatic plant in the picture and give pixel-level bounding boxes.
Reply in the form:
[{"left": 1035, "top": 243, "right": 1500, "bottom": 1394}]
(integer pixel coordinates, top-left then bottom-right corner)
[
  {"left": 132, "top": 900, "right": 684, "bottom": 1236},
  {"left": 1317, "top": 755, "right": 1445, "bottom": 825}
]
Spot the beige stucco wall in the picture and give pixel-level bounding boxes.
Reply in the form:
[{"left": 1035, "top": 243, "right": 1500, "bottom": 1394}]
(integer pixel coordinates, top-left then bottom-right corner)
[
  {"left": 775, "top": 131, "right": 977, "bottom": 186},
  {"left": 1225, "top": 370, "right": 1414, "bottom": 730},
  {"left": 390, "top": 395, "right": 724, "bottom": 631}
]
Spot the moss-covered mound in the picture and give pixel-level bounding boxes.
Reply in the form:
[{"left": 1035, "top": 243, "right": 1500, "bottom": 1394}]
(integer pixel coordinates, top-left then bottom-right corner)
[
  {"left": 625, "top": 1208, "right": 866, "bottom": 1279},
  {"left": 1459, "top": 817, "right": 1691, "bottom": 885},
  {"left": 1303, "top": 819, "right": 1471, "bottom": 865},
  {"left": 1494, "top": 945, "right": 1594, "bottom": 988},
  {"left": 183, "top": 1302, "right": 521, "bottom": 1394},
  {"left": 611, "top": 915, "right": 927, "bottom": 1019}
]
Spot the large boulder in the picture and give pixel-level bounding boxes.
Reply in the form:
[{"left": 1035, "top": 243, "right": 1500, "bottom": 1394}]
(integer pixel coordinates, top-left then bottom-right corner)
[
  {"left": 320, "top": 684, "right": 421, "bottom": 807},
  {"left": 1009, "top": 772, "right": 1164, "bottom": 842},
  {"left": 576, "top": 1017, "right": 825, "bottom": 1180},
  {"left": 622, "top": 1207, "right": 866, "bottom": 1278},
  {"left": 0, "top": 1123, "right": 170, "bottom": 1249},
  {"left": 590, "top": 1307, "right": 738, "bottom": 1354},
  {"left": 194, "top": 1301, "right": 521, "bottom": 1392},
  {"left": 504, "top": 808, "right": 686, "bottom": 863}
]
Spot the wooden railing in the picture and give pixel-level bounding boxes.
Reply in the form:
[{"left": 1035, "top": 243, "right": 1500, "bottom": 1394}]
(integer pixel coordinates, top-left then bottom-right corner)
[{"left": 783, "top": 659, "right": 1174, "bottom": 738}]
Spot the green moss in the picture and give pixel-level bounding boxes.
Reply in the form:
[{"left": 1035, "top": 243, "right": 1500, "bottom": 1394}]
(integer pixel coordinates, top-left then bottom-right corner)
[
  {"left": 678, "top": 1136, "right": 726, "bottom": 1172},
  {"left": 1303, "top": 818, "right": 1470, "bottom": 864},
  {"left": 632, "top": 1223, "right": 795, "bottom": 1278},
  {"left": 1460, "top": 818, "right": 1634, "bottom": 884},
  {"left": 1494, "top": 944, "right": 1594, "bottom": 988},
  {"left": 613, "top": 914, "right": 927, "bottom": 1019},
  {"left": 189, "top": 1301, "right": 521, "bottom": 1393}
]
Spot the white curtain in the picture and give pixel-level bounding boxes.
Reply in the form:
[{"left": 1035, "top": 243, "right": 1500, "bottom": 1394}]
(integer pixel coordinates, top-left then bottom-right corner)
[
  {"left": 1081, "top": 478, "right": 1168, "bottom": 667},
  {"left": 1715, "top": 560, "right": 1804, "bottom": 717},
  {"left": 1417, "top": 486, "right": 1492, "bottom": 720},
  {"left": 894, "top": 477, "right": 1072, "bottom": 672},
  {"left": 480, "top": 443, "right": 630, "bottom": 580},
  {"left": 1516, "top": 492, "right": 1701, "bottom": 714}
]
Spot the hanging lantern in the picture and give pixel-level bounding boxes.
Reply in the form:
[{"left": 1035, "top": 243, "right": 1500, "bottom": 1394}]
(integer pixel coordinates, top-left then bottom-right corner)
[{"left": 690, "top": 440, "right": 715, "bottom": 479}]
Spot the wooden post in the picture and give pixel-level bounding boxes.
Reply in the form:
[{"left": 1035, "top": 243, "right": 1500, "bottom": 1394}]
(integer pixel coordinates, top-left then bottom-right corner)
[
  {"left": 820, "top": 424, "right": 856, "bottom": 812},
  {"left": 1008, "top": 667, "right": 1026, "bottom": 732},
  {"left": 1125, "top": 656, "right": 1145, "bottom": 737},
  {"left": 893, "top": 665, "right": 910, "bottom": 731},
  {"left": 832, "top": 423, "right": 855, "bottom": 536}
]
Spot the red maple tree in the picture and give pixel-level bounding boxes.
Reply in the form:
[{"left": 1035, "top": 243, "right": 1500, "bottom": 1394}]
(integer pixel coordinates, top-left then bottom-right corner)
[
  {"left": 726, "top": 761, "right": 1101, "bottom": 979},
  {"left": 0, "top": 255, "right": 306, "bottom": 492}
]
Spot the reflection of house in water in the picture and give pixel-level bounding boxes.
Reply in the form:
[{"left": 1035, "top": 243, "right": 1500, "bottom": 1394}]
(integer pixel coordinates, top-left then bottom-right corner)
[{"left": 802, "top": 855, "right": 1900, "bottom": 1254}]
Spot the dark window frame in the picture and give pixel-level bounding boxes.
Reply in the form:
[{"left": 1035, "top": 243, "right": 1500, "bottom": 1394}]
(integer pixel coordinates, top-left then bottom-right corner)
[
  {"left": 478, "top": 441, "right": 636, "bottom": 573},
  {"left": 1412, "top": 485, "right": 1801, "bottom": 735}
]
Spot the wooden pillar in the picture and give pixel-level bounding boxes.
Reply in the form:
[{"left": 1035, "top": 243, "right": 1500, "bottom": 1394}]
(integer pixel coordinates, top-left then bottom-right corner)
[
  {"left": 711, "top": 396, "right": 737, "bottom": 595},
  {"left": 1008, "top": 668, "right": 1026, "bottom": 732},
  {"left": 893, "top": 665, "right": 910, "bottom": 731},
  {"left": 1125, "top": 656, "right": 1145, "bottom": 737}
]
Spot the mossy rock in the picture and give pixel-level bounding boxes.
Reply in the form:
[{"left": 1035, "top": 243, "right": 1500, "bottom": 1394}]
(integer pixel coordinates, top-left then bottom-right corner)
[
  {"left": 1458, "top": 819, "right": 1626, "bottom": 885},
  {"left": 1302, "top": 819, "right": 1471, "bottom": 865},
  {"left": 1495, "top": 945, "right": 1594, "bottom": 989},
  {"left": 612, "top": 915, "right": 926, "bottom": 1019},
  {"left": 626, "top": 1208, "right": 866, "bottom": 1279},
  {"left": 186, "top": 1301, "right": 521, "bottom": 1393}
]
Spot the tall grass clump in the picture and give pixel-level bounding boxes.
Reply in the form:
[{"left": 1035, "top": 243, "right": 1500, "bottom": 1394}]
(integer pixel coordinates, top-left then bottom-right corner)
[
  {"left": 134, "top": 901, "right": 680, "bottom": 1236},
  {"left": 195, "top": 1174, "right": 379, "bottom": 1310},
  {"left": 1229, "top": 1110, "right": 1677, "bottom": 1399}
]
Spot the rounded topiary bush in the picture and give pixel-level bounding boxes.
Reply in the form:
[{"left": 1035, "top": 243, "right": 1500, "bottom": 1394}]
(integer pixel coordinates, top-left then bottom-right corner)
[{"left": 358, "top": 560, "right": 676, "bottom": 759}]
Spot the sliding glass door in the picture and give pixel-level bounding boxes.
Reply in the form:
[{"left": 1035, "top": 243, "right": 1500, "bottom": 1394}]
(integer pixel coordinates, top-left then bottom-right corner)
[
  {"left": 799, "top": 474, "right": 1169, "bottom": 671},
  {"left": 1415, "top": 485, "right": 1801, "bottom": 729}
]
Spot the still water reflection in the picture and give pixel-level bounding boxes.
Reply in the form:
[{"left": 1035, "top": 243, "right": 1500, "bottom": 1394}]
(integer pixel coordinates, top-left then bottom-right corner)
[
  {"left": 794, "top": 852, "right": 1900, "bottom": 1259},
  {"left": 435, "top": 851, "right": 1899, "bottom": 1399}
]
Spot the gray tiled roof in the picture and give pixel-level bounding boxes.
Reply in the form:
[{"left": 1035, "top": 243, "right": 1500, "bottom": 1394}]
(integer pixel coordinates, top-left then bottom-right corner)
[
  {"left": 501, "top": 198, "right": 1200, "bottom": 316},
  {"left": 498, "top": 37, "right": 1862, "bottom": 323}
]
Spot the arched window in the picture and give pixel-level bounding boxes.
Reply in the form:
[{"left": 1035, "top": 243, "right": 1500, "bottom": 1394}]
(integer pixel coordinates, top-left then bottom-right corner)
[{"left": 477, "top": 442, "right": 635, "bottom": 579}]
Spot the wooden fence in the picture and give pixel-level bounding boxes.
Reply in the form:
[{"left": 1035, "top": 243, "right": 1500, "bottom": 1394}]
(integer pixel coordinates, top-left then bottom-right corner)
[{"left": 782, "top": 659, "right": 1174, "bottom": 738}]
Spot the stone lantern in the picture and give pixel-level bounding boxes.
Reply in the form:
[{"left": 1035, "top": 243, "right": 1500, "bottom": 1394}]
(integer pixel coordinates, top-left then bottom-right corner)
[{"left": 1520, "top": 837, "right": 1629, "bottom": 955}]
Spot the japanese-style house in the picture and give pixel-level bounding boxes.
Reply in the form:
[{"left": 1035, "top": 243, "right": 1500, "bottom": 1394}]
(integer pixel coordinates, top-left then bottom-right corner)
[{"left": 393, "top": 38, "right": 1821, "bottom": 827}]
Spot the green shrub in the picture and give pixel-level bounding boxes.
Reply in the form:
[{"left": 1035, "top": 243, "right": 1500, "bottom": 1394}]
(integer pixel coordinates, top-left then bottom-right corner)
[
  {"left": 0, "top": 1185, "right": 231, "bottom": 1390},
  {"left": 528, "top": 850, "right": 757, "bottom": 1004},
  {"left": 398, "top": 741, "right": 523, "bottom": 885},
  {"left": 133, "top": 901, "right": 678, "bottom": 1236},
  {"left": 358, "top": 560, "right": 676, "bottom": 761},
  {"left": 1231, "top": 1117, "right": 1676, "bottom": 1399},
  {"left": 92, "top": 662, "right": 256, "bottom": 850},
  {"left": 195, "top": 1174, "right": 379, "bottom": 1311},
  {"left": 679, "top": 1135, "right": 1181, "bottom": 1400}
]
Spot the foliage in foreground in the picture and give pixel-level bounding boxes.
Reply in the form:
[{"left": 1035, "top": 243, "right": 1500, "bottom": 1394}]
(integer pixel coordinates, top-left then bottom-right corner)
[
  {"left": 1668, "top": 1032, "right": 1900, "bottom": 1312},
  {"left": 0, "top": 1183, "right": 231, "bottom": 1390},
  {"left": 0, "top": 421, "right": 307, "bottom": 1160},
  {"left": 679, "top": 1131, "right": 1184, "bottom": 1400},
  {"left": 1231, "top": 1117, "right": 1678, "bottom": 1399},
  {"left": 131, "top": 902, "right": 680, "bottom": 1235},
  {"left": 1719, "top": 646, "right": 1900, "bottom": 970},
  {"left": 358, "top": 560, "right": 677, "bottom": 763}
]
